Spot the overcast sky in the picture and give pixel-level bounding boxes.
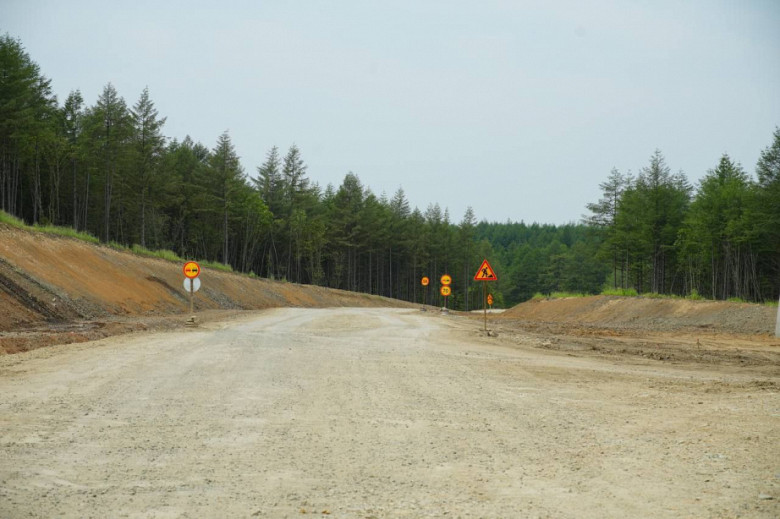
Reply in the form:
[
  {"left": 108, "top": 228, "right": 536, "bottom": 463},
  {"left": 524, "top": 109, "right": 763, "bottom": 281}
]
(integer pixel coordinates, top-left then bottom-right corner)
[{"left": 3, "top": 1, "right": 779, "bottom": 224}]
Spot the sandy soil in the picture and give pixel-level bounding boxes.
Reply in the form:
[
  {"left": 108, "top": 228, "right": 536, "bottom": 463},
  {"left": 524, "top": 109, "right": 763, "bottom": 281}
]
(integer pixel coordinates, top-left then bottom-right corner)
[{"left": 1, "top": 308, "right": 778, "bottom": 518}]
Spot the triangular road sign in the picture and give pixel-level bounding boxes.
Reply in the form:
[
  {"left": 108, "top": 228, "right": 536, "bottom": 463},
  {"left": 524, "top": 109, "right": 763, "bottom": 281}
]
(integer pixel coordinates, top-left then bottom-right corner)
[{"left": 474, "top": 259, "right": 498, "bottom": 281}]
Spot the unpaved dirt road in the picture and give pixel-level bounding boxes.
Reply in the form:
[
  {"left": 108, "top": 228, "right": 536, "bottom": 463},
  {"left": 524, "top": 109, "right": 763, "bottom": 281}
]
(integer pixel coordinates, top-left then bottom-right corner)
[{"left": 1, "top": 308, "right": 778, "bottom": 518}]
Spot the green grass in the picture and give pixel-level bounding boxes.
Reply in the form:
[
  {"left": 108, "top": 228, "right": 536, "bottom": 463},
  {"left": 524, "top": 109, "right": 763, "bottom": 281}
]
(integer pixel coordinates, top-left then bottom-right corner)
[
  {"left": 200, "top": 260, "right": 233, "bottom": 272},
  {"left": 687, "top": 289, "right": 704, "bottom": 300},
  {"left": 601, "top": 288, "right": 639, "bottom": 297},
  {"left": 601, "top": 288, "right": 709, "bottom": 301},
  {"left": 0, "top": 210, "right": 25, "bottom": 227},
  {"left": 108, "top": 241, "right": 129, "bottom": 251},
  {"left": 35, "top": 224, "right": 100, "bottom": 243},
  {"left": 130, "top": 244, "right": 183, "bottom": 262},
  {"left": 2, "top": 209, "right": 100, "bottom": 243},
  {"left": 532, "top": 291, "right": 589, "bottom": 300}
]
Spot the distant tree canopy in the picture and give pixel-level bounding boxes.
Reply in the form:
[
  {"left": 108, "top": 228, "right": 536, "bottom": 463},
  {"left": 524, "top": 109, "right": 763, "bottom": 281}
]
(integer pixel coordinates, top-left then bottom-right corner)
[
  {"left": 1, "top": 35, "right": 777, "bottom": 307},
  {"left": 586, "top": 141, "right": 780, "bottom": 302}
]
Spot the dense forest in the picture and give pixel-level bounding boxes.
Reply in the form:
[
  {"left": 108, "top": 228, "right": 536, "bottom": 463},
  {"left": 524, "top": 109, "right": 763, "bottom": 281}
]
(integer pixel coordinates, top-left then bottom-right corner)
[{"left": 1, "top": 35, "right": 778, "bottom": 307}]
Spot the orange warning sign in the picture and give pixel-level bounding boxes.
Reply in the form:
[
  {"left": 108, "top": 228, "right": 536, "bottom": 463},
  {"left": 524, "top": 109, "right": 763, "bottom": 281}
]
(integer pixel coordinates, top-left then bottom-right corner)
[
  {"left": 474, "top": 259, "right": 497, "bottom": 281},
  {"left": 440, "top": 285, "right": 452, "bottom": 297},
  {"left": 440, "top": 274, "right": 452, "bottom": 286},
  {"left": 183, "top": 261, "right": 201, "bottom": 279},
  {"left": 421, "top": 276, "right": 430, "bottom": 286},
  {"left": 487, "top": 294, "right": 494, "bottom": 306}
]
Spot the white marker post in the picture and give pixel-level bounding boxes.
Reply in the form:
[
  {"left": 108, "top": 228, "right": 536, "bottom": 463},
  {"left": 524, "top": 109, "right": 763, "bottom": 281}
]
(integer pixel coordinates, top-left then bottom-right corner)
[{"left": 776, "top": 294, "right": 780, "bottom": 338}]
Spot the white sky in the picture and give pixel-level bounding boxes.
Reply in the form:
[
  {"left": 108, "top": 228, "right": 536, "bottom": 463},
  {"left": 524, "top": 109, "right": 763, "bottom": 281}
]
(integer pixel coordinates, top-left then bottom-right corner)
[{"left": 3, "top": 0, "right": 779, "bottom": 224}]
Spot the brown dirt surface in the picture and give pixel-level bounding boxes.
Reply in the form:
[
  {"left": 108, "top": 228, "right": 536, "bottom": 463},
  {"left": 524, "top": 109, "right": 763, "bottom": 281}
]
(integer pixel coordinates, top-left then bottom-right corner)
[
  {"left": 490, "top": 295, "right": 780, "bottom": 367},
  {"left": 501, "top": 295, "right": 775, "bottom": 335},
  {"left": 0, "top": 224, "right": 414, "bottom": 354},
  {"left": 0, "top": 308, "right": 778, "bottom": 517}
]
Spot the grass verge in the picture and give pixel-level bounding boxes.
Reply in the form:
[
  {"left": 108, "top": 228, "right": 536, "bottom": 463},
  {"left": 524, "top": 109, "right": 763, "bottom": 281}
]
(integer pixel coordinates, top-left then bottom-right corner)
[
  {"left": 533, "top": 292, "right": 589, "bottom": 300},
  {"left": 601, "top": 288, "right": 639, "bottom": 297}
]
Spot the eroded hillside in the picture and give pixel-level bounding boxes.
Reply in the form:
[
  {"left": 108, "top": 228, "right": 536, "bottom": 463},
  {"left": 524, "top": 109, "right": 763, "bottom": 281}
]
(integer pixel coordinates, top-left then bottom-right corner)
[{"left": 0, "top": 225, "right": 413, "bottom": 353}]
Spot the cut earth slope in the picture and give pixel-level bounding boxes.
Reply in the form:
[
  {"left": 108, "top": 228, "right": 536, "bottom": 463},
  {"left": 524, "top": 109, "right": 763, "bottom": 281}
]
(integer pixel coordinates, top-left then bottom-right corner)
[{"left": 0, "top": 224, "right": 413, "bottom": 353}]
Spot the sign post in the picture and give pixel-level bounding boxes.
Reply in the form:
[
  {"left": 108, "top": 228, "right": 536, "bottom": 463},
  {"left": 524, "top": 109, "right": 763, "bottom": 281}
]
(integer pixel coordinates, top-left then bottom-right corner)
[
  {"left": 474, "top": 259, "right": 498, "bottom": 332},
  {"left": 440, "top": 274, "right": 452, "bottom": 313},
  {"left": 483, "top": 283, "right": 486, "bottom": 330},
  {"left": 440, "top": 285, "right": 451, "bottom": 311},
  {"left": 183, "top": 261, "right": 201, "bottom": 322},
  {"left": 421, "top": 276, "right": 430, "bottom": 311}
]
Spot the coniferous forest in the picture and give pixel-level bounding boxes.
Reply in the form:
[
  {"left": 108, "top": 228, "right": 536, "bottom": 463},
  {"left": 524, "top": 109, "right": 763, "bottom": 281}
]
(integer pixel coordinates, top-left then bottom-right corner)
[{"left": 2, "top": 35, "right": 779, "bottom": 307}]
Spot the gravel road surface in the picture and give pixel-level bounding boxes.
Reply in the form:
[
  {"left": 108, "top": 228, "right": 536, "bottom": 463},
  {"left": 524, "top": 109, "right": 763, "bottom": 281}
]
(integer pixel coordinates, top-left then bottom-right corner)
[{"left": 1, "top": 308, "right": 778, "bottom": 518}]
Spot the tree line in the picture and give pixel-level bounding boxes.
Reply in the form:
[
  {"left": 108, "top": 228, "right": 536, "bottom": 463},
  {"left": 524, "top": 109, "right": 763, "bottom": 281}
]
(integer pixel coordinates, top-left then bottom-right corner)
[
  {"left": 585, "top": 143, "right": 780, "bottom": 302},
  {"left": 2, "top": 35, "right": 778, "bottom": 307}
]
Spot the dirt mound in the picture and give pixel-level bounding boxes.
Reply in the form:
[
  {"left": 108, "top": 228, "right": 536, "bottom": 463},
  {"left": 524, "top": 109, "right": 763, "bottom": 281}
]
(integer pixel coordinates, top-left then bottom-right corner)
[
  {"left": 501, "top": 295, "right": 776, "bottom": 336},
  {"left": 0, "top": 224, "right": 414, "bottom": 353}
]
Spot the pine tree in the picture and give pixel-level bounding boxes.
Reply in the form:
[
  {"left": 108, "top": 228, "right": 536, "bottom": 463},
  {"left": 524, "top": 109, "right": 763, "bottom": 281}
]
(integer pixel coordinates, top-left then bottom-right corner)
[
  {"left": 129, "top": 87, "right": 166, "bottom": 248},
  {"left": 0, "top": 34, "right": 57, "bottom": 221},
  {"left": 459, "top": 206, "right": 477, "bottom": 310},
  {"left": 255, "top": 146, "right": 283, "bottom": 215},
  {"left": 679, "top": 154, "right": 754, "bottom": 299},
  {"left": 61, "top": 90, "right": 85, "bottom": 229},
  {"left": 615, "top": 151, "right": 689, "bottom": 294},
  {"left": 281, "top": 144, "right": 309, "bottom": 280},
  {"left": 83, "top": 83, "right": 131, "bottom": 242},
  {"left": 754, "top": 128, "right": 780, "bottom": 300},
  {"left": 584, "top": 168, "right": 626, "bottom": 289},
  {"left": 208, "top": 131, "right": 244, "bottom": 264}
]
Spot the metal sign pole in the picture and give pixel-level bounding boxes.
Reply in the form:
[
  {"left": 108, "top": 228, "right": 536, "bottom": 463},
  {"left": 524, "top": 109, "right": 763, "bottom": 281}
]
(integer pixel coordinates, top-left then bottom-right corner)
[
  {"left": 189, "top": 278, "right": 194, "bottom": 315},
  {"left": 483, "top": 282, "right": 487, "bottom": 331}
]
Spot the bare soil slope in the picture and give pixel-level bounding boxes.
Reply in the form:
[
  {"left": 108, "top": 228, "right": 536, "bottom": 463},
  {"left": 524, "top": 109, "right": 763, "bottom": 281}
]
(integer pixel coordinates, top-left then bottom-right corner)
[
  {"left": 501, "top": 295, "right": 775, "bottom": 335},
  {"left": 494, "top": 295, "right": 779, "bottom": 366},
  {"left": 0, "top": 225, "right": 412, "bottom": 353}
]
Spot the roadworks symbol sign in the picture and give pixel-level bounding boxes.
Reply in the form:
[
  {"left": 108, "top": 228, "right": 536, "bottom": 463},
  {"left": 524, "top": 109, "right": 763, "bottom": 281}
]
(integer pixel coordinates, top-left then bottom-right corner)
[{"left": 474, "top": 259, "right": 497, "bottom": 281}]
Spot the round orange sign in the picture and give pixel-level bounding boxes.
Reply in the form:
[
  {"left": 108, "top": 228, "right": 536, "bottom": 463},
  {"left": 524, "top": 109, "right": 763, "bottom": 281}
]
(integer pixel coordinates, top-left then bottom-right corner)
[
  {"left": 183, "top": 261, "right": 201, "bottom": 279},
  {"left": 440, "top": 274, "right": 452, "bottom": 286},
  {"left": 421, "top": 276, "right": 430, "bottom": 286},
  {"left": 487, "top": 294, "right": 494, "bottom": 305},
  {"left": 440, "top": 285, "right": 452, "bottom": 297}
]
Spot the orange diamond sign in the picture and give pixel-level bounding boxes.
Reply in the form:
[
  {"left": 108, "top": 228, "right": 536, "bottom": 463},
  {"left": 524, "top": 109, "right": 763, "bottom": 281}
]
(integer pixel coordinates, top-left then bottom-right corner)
[{"left": 474, "top": 259, "right": 497, "bottom": 281}]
